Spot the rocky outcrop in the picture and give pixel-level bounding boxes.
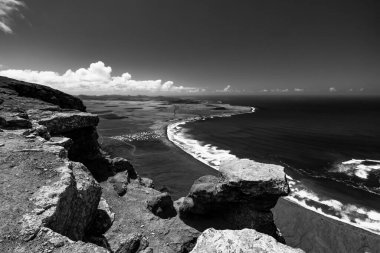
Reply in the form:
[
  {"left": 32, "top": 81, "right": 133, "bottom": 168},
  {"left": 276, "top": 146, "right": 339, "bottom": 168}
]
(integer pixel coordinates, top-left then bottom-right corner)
[
  {"left": 0, "top": 128, "right": 104, "bottom": 252},
  {"left": 35, "top": 111, "right": 99, "bottom": 134},
  {"left": 0, "top": 76, "right": 86, "bottom": 111},
  {"left": 175, "top": 158, "right": 289, "bottom": 240},
  {"left": 0, "top": 77, "right": 132, "bottom": 252},
  {"left": 190, "top": 228, "right": 304, "bottom": 253},
  {"left": 21, "top": 160, "right": 102, "bottom": 241},
  {"left": 100, "top": 178, "right": 200, "bottom": 253},
  {"left": 1, "top": 76, "right": 299, "bottom": 253}
]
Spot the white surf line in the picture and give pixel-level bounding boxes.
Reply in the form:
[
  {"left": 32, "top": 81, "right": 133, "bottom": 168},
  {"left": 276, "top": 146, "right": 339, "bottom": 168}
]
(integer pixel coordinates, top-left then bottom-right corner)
[
  {"left": 167, "top": 106, "right": 255, "bottom": 170},
  {"left": 167, "top": 106, "right": 380, "bottom": 235},
  {"left": 284, "top": 193, "right": 380, "bottom": 235}
]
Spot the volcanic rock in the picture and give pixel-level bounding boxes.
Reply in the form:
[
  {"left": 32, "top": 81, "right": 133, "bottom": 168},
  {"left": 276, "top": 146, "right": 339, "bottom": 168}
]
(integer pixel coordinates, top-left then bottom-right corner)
[{"left": 190, "top": 228, "right": 304, "bottom": 253}]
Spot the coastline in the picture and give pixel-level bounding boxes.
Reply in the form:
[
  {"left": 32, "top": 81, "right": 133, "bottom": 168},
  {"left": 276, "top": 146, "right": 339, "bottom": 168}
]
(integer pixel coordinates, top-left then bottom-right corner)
[
  {"left": 83, "top": 97, "right": 380, "bottom": 252},
  {"left": 165, "top": 107, "right": 380, "bottom": 237},
  {"left": 166, "top": 106, "right": 255, "bottom": 170}
]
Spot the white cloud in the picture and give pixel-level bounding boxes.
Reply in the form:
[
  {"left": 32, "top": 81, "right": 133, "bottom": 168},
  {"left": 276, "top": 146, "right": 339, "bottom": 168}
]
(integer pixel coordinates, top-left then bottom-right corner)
[
  {"left": 223, "top": 85, "right": 231, "bottom": 92},
  {"left": 267, "top": 88, "right": 289, "bottom": 93},
  {"left": 294, "top": 88, "right": 304, "bottom": 92},
  {"left": 0, "top": 0, "right": 24, "bottom": 34},
  {"left": 329, "top": 87, "right": 337, "bottom": 92},
  {"left": 0, "top": 61, "right": 202, "bottom": 95},
  {"left": 216, "top": 85, "right": 231, "bottom": 93},
  {"left": 216, "top": 84, "right": 233, "bottom": 93}
]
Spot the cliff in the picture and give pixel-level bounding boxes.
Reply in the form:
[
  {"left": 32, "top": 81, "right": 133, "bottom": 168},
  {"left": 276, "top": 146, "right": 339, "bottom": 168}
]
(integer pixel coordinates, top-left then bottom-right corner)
[{"left": 0, "top": 76, "right": 303, "bottom": 253}]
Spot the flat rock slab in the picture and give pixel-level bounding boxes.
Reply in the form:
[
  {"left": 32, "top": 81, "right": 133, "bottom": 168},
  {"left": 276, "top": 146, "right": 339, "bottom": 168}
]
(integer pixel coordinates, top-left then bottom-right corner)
[
  {"left": 220, "top": 158, "right": 289, "bottom": 196},
  {"left": 37, "top": 112, "right": 99, "bottom": 134},
  {"left": 191, "top": 228, "right": 305, "bottom": 253}
]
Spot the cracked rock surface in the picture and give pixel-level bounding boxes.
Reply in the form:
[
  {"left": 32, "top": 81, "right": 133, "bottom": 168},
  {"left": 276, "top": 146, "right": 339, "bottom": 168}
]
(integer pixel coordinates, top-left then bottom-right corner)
[{"left": 191, "top": 228, "right": 304, "bottom": 253}]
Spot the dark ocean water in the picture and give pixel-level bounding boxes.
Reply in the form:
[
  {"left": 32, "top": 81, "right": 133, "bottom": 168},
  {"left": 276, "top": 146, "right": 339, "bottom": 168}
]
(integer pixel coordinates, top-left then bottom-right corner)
[{"left": 170, "top": 95, "right": 380, "bottom": 234}]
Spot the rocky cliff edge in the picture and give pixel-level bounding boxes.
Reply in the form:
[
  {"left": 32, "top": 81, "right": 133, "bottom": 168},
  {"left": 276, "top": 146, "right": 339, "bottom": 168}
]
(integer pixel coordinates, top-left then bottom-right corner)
[{"left": 0, "top": 76, "right": 303, "bottom": 253}]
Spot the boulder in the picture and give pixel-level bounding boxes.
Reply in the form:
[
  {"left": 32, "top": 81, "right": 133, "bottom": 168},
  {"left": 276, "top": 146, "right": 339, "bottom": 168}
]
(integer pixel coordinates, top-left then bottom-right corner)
[
  {"left": 108, "top": 157, "right": 137, "bottom": 178},
  {"left": 220, "top": 158, "right": 290, "bottom": 197},
  {"left": 109, "top": 232, "right": 149, "bottom": 253},
  {"left": 175, "top": 158, "right": 289, "bottom": 240},
  {"left": 20, "top": 161, "right": 102, "bottom": 241},
  {"left": 109, "top": 172, "right": 130, "bottom": 196},
  {"left": 190, "top": 228, "right": 304, "bottom": 253},
  {"left": 146, "top": 192, "right": 177, "bottom": 219},
  {"left": 177, "top": 158, "right": 289, "bottom": 216}
]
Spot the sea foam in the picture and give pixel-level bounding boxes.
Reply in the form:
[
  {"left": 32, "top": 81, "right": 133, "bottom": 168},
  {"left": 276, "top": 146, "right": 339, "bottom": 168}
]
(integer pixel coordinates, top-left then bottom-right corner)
[{"left": 335, "top": 159, "right": 380, "bottom": 179}]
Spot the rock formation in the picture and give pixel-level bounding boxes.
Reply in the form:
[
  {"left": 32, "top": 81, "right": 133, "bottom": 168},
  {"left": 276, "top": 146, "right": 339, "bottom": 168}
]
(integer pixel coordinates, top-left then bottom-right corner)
[
  {"left": 190, "top": 228, "right": 304, "bottom": 253},
  {"left": 0, "top": 76, "right": 302, "bottom": 253},
  {"left": 175, "top": 158, "right": 289, "bottom": 240}
]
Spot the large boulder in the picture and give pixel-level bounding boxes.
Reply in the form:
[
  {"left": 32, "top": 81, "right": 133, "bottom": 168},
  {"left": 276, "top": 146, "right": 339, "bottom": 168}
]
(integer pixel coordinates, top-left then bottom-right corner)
[
  {"left": 107, "top": 157, "right": 136, "bottom": 178},
  {"left": 146, "top": 192, "right": 177, "bottom": 219},
  {"left": 177, "top": 158, "right": 289, "bottom": 215},
  {"left": 190, "top": 228, "right": 304, "bottom": 253},
  {"left": 175, "top": 158, "right": 289, "bottom": 240},
  {"left": 220, "top": 158, "right": 289, "bottom": 197},
  {"left": 109, "top": 232, "right": 149, "bottom": 253},
  {"left": 20, "top": 161, "right": 102, "bottom": 241}
]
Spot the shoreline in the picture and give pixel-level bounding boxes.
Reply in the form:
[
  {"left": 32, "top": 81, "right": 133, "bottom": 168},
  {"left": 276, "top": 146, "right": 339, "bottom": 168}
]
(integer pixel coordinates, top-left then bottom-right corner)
[
  {"left": 165, "top": 107, "right": 380, "bottom": 236},
  {"left": 166, "top": 107, "right": 255, "bottom": 170}
]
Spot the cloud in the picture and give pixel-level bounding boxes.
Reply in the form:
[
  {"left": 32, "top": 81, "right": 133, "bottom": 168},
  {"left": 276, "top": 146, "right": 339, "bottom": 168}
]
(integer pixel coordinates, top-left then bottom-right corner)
[
  {"left": 216, "top": 85, "right": 231, "bottom": 93},
  {"left": 294, "top": 88, "right": 304, "bottom": 92},
  {"left": 262, "top": 88, "right": 290, "bottom": 93},
  {"left": 0, "top": 61, "right": 203, "bottom": 95},
  {"left": 223, "top": 85, "right": 231, "bottom": 92},
  {"left": 329, "top": 87, "right": 337, "bottom": 92},
  {"left": 0, "top": 0, "right": 24, "bottom": 34},
  {"left": 216, "top": 84, "right": 233, "bottom": 93}
]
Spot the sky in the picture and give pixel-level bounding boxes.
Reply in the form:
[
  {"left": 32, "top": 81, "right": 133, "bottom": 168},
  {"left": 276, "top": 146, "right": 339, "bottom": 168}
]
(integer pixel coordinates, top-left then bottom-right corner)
[{"left": 0, "top": 0, "right": 379, "bottom": 95}]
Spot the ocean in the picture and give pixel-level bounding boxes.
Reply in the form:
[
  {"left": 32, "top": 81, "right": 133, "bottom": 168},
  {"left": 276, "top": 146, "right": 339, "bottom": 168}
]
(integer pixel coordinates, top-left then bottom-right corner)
[{"left": 167, "top": 95, "right": 380, "bottom": 234}]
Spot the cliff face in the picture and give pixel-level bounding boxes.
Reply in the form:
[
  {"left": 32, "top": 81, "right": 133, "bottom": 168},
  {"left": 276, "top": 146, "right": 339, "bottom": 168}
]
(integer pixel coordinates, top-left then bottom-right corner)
[
  {"left": 0, "top": 77, "right": 108, "bottom": 252},
  {"left": 0, "top": 76, "right": 303, "bottom": 253}
]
